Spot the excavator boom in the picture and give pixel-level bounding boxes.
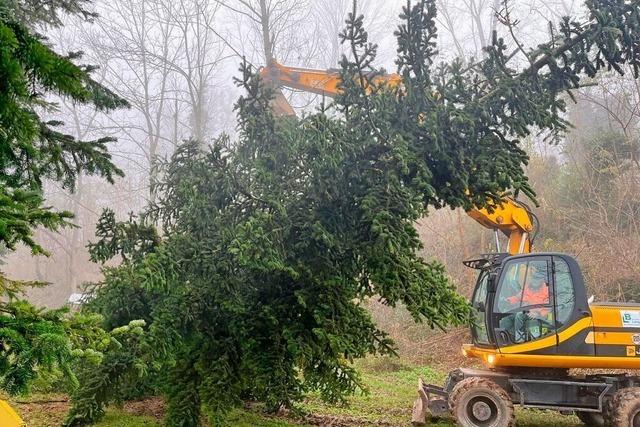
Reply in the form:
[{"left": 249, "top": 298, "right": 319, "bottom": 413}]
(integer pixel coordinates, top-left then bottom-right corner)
[
  {"left": 259, "top": 60, "right": 402, "bottom": 96},
  {"left": 260, "top": 60, "right": 536, "bottom": 253},
  {"left": 260, "top": 61, "right": 344, "bottom": 97}
]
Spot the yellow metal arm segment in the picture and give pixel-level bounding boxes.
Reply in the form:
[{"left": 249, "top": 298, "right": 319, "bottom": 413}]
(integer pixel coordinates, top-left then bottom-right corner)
[
  {"left": 259, "top": 60, "right": 402, "bottom": 96},
  {"left": 259, "top": 61, "right": 345, "bottom": 96},
  {"left": 0, "top": 400, "right": 25, "bottom": 427},
  {"left": 468, "top": 197, "right": 535, "bottom": 255},
  {"left": 258, "top": 60, "right": 402, "bottom": 115}
]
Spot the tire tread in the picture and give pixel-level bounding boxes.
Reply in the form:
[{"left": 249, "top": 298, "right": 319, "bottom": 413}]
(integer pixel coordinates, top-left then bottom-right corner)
[
  {"left": 449, "top": 377, "right": 515, "bottom": 427},
  {"left": 609, "top": 387, "right": 640, "bottom": 427}
]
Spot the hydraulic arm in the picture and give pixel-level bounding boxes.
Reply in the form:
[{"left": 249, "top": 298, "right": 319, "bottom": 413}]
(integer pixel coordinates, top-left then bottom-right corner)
[
  {"left": 468, "top": 197, "right": 535, "bottom": 255},
  {"left": 259, "top": 60, "right": 401, "bottom": 116},
  {"left": 260, "top": 60, "right": 536, "bottom": 254}
]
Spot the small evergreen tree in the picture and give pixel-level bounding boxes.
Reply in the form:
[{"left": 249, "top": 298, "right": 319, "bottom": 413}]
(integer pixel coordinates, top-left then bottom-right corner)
[
  {"left": 85, "top": 209, "right": 161, "bottom": 330},
  {"left": 0, "top": 0, "right": 127, "bottom": 395},
  {"left": 64, "top": 319, "right": 151, "bottom": 427}
]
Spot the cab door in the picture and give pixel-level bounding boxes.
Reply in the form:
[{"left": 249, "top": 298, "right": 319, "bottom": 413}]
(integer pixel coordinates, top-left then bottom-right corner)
[
  {"left": 470, "top": 271, "right": 491, "bottom": 347},
  {"left": 491, "top": 256, "right": 557, "bottom": 350},
  {"left": 550, "top": 255, "right": 594, "bottom": 356}
]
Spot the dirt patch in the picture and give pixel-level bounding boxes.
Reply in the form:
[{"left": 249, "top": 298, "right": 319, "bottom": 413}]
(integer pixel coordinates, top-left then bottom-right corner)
[
  {"left": 259, "top": 403, "right": 400, "bottom": 426},
  {"left": 123, "top": 396, "right": 166, "bottom": 420},
  {"left": 300, "top": 414, "right": 395, "bottom": 426},
  {"left": 12, "top": 397, "right": 70, "bottom": 427},
  {"left": 14, "top": 396, "right": 167, "bottom": 426}
]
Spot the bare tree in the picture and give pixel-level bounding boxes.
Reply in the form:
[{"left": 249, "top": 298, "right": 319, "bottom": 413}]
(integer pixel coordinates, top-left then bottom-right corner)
[
  {"left": 159, "top": 0, "right": 230, "bottom": 141},
  {"left": 81, "top": 0, "right": 228, "bottom": 200},
  {"left": 577, "top": 68, "right": 640, "bottom": 167},
  {"left": 435, "top": 0, "right": 502, "bottom": 59},
  {"left": 217, "top": 0, "right": 319, "bottom": 66},
  {"left": 81, "top": 0, "right": 176, "bottom": 200},
  {"left": 312, "top": 0, "right": 394, "bottom": 68},
  {"left": 434, "top": 0, "right": 580, "bottom": 62}
]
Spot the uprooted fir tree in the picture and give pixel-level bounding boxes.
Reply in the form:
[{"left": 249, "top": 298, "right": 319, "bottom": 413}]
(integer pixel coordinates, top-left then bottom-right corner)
[{"left": 67, "top": 0, "right": 640, "bottom": 425}]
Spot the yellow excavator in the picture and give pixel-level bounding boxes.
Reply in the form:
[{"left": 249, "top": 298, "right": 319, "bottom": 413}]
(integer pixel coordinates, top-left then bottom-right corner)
[{"left": 260, "top": 60, "right": 640, "bottom": 427}]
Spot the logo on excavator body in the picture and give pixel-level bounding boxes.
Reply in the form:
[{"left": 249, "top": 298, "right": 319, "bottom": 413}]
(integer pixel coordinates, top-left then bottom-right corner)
[
  {"left": 622, "top": 311, "right": 640, "bottom": 327},
  {"left": 627, "top": 346, "right": 636, "bottom": 356},
  {"left": 633, "top": 334, "right": 640, "bottom": 345}
]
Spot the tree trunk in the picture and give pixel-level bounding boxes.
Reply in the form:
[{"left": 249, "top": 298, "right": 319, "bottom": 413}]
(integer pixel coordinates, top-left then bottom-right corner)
[
  {"left": 68, "top": 173, "right": 84, "bottom": 294},
  {"left": 173, "top": 97, "right": 180, "bottom": 150},
  {"left": 150, "top": 139, "right": 158, "bottom": 203},
  {"left": 259, "top": 0, "right": 273, "bottom": 63}
]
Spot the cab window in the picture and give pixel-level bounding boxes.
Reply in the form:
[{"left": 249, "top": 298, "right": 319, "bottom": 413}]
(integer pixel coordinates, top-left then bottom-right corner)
[
  {"left": 554, "top": 258, "right": 575, "bottom": 327},
  {"left": 494, "top": 258, "right": 554, "bottom": 344},
  {"left": 471, "top": 271, "right": 490, "bottom": 345}
]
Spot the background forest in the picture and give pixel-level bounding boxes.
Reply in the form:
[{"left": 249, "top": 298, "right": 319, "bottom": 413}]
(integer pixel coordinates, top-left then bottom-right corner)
[{"left": 3, "top": 0, "right": 640, "bottom": 425}]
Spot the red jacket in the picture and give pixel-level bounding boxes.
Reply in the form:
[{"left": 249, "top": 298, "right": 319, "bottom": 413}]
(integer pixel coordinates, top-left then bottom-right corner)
[{"left": 507, "top": 283, "right": 550, "bottom": 315}]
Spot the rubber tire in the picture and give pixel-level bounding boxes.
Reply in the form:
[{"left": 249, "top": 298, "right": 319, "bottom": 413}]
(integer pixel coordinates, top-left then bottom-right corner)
[
  {"left": 610, "top": 387, "right": 640, "bottom": 427},
  {"left": 449, "top": 377, "right": 515, "bottom": 427},
  {"left": 576, "top": 411, "right": 605, "bottom": 426}
]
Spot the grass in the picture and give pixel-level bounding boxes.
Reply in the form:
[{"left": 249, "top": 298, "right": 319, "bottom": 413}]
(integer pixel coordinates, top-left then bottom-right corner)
[
  {"left": 93, "top": 411, "right": 161, "bottom": 427},
  {"left": 228, "top": 408, "right": 302, "bottom": 426},
  {"left": 4, "top": 391, "right": 162, "bottom": 427},
  {"left": 300, "top": 358, "right": 447, "bottom": 424},
  {"left": 9, "top": 358, "right": 584, "bottom": 426}
]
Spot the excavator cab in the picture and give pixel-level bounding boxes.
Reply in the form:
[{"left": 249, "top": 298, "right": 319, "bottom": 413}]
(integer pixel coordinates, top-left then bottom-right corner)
[{"left": 467, "top": 252, "right": 593, "bottom": 356}]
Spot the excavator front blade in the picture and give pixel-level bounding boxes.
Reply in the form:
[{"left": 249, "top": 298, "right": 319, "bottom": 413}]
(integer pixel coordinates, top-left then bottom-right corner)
[
  {"left": 411, "top": 378, "right": 430, "bottom": 425},
  {"left": 412, "top": 377, "right": 451, "bottom": 425}
]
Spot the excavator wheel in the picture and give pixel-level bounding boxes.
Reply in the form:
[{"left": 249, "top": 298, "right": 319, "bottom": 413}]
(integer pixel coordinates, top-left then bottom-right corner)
[
  {"left": 449, "top": 377, "right": 514, "bottom": 427},
  {"left": 609, "top": 387, "right": 640, "bottom": 427},
  {"left": 576, "top": 411, "right": 605, "bottom": 426}
]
